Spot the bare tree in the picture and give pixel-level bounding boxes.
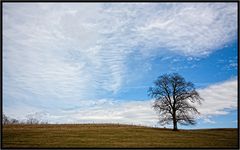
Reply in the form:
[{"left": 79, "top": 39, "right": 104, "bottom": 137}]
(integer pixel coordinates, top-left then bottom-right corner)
[
  {"left": 148, "top": 73, "right": 203, "bottom": 131},
  {"left": 25, "top": 112, "right": 49, "bottom": 124},
  {"left": 26, "top": 114, "right": 39, "bottom": 124},
  {"left": 26, "top": 117, "right": 39, "bottom": 124},
  {"left": 3, "top": 114, "right": 10, "bottom": 125},
  {"left": 40, "top": 121, "right": 48, "bottom": 124},
  {"left": 2, "top": 114, "right": 20, "bottom": 125},
  {"left": 10, "top": 118, "right": 19, "bottom": 124}
]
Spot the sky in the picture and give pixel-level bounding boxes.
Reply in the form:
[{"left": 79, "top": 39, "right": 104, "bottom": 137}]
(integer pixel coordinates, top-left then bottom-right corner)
[{"left": 2, "top": 3, "right": 238, "bottom": 129}]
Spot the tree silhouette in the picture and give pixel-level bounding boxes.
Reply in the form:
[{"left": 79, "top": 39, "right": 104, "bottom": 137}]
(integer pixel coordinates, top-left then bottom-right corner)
[
  {"left": 148, "top": 73, "right": 203, "bottom": 131},
  {"left": 3, "top": 114, "right": 10, "bottom": 125}
]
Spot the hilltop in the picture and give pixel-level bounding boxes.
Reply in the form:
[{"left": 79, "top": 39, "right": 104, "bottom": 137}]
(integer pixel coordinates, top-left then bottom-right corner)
[{"left": 2, "top": 124, "right": 238, "bottom": 148}]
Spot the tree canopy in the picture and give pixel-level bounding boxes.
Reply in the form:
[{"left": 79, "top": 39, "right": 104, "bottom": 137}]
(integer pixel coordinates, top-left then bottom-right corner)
[{"left": 148, "top": 73, "right": 203, "bottom": 131}]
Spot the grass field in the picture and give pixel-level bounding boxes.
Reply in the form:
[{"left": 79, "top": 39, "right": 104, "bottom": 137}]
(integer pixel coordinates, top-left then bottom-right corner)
[{"left": 2, "top": 124, "right": 238, "bottom": 148}]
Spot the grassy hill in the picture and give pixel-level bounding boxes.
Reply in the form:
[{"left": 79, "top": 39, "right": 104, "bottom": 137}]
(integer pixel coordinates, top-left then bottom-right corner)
[{"left": 2, "top": 124, "right": 238, "bottom": 148}]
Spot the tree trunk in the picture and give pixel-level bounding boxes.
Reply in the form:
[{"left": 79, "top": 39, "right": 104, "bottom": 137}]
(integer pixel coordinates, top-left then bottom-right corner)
[
  {"left": 173, "top": 120, "right": 178, "bottom": 131},
  {"left": 172, "top": 110, "right": 178, "bottom": 131}
]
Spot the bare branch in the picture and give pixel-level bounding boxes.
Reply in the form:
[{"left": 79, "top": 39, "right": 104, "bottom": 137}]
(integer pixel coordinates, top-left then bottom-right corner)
[{"left": 149, "top": 73, "right": 203, "bottom": 130}]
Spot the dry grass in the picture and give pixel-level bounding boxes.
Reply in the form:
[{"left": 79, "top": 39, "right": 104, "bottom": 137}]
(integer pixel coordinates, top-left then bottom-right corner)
[{"left": 2, "top": 124, "right": 238, "bottom": 148}]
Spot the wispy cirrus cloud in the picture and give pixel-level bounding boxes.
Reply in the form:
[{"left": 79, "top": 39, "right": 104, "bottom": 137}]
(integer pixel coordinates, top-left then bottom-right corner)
[
  {"left": 135, "top": 3, "right": 237, "bottom": 57},
  {"left": 3, "top": 3, "right": 237, "bottom": 98}
]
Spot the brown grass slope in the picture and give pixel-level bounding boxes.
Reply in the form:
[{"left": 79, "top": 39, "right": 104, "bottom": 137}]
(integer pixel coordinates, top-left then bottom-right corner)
[{"left": 2, "top": 124, "right": 238, "bottom": 148}]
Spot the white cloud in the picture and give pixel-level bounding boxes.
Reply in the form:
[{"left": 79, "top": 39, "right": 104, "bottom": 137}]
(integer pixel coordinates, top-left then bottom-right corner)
[
  {"left": 4, "top": 99, "right": 159, "bottom": 127},
  {"left": 197, "top": 78, "right": 237, "bottom": 116},
  {"left": 67, "top": 100, "right": 157, "bottom": 126},
  {"left": 135, "top": 3, "right": 237, "bottom": 56}
]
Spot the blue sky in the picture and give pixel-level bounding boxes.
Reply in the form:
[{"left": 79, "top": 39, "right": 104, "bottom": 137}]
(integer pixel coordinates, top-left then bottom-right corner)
[{"left": 3, "top": 3, "right": 238, "bottom": 128}]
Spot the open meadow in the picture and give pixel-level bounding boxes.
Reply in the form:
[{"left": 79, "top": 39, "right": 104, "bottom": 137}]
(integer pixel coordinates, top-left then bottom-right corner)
[{"left": 2, "top": 124, "right": 238, "bottom": 148}]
